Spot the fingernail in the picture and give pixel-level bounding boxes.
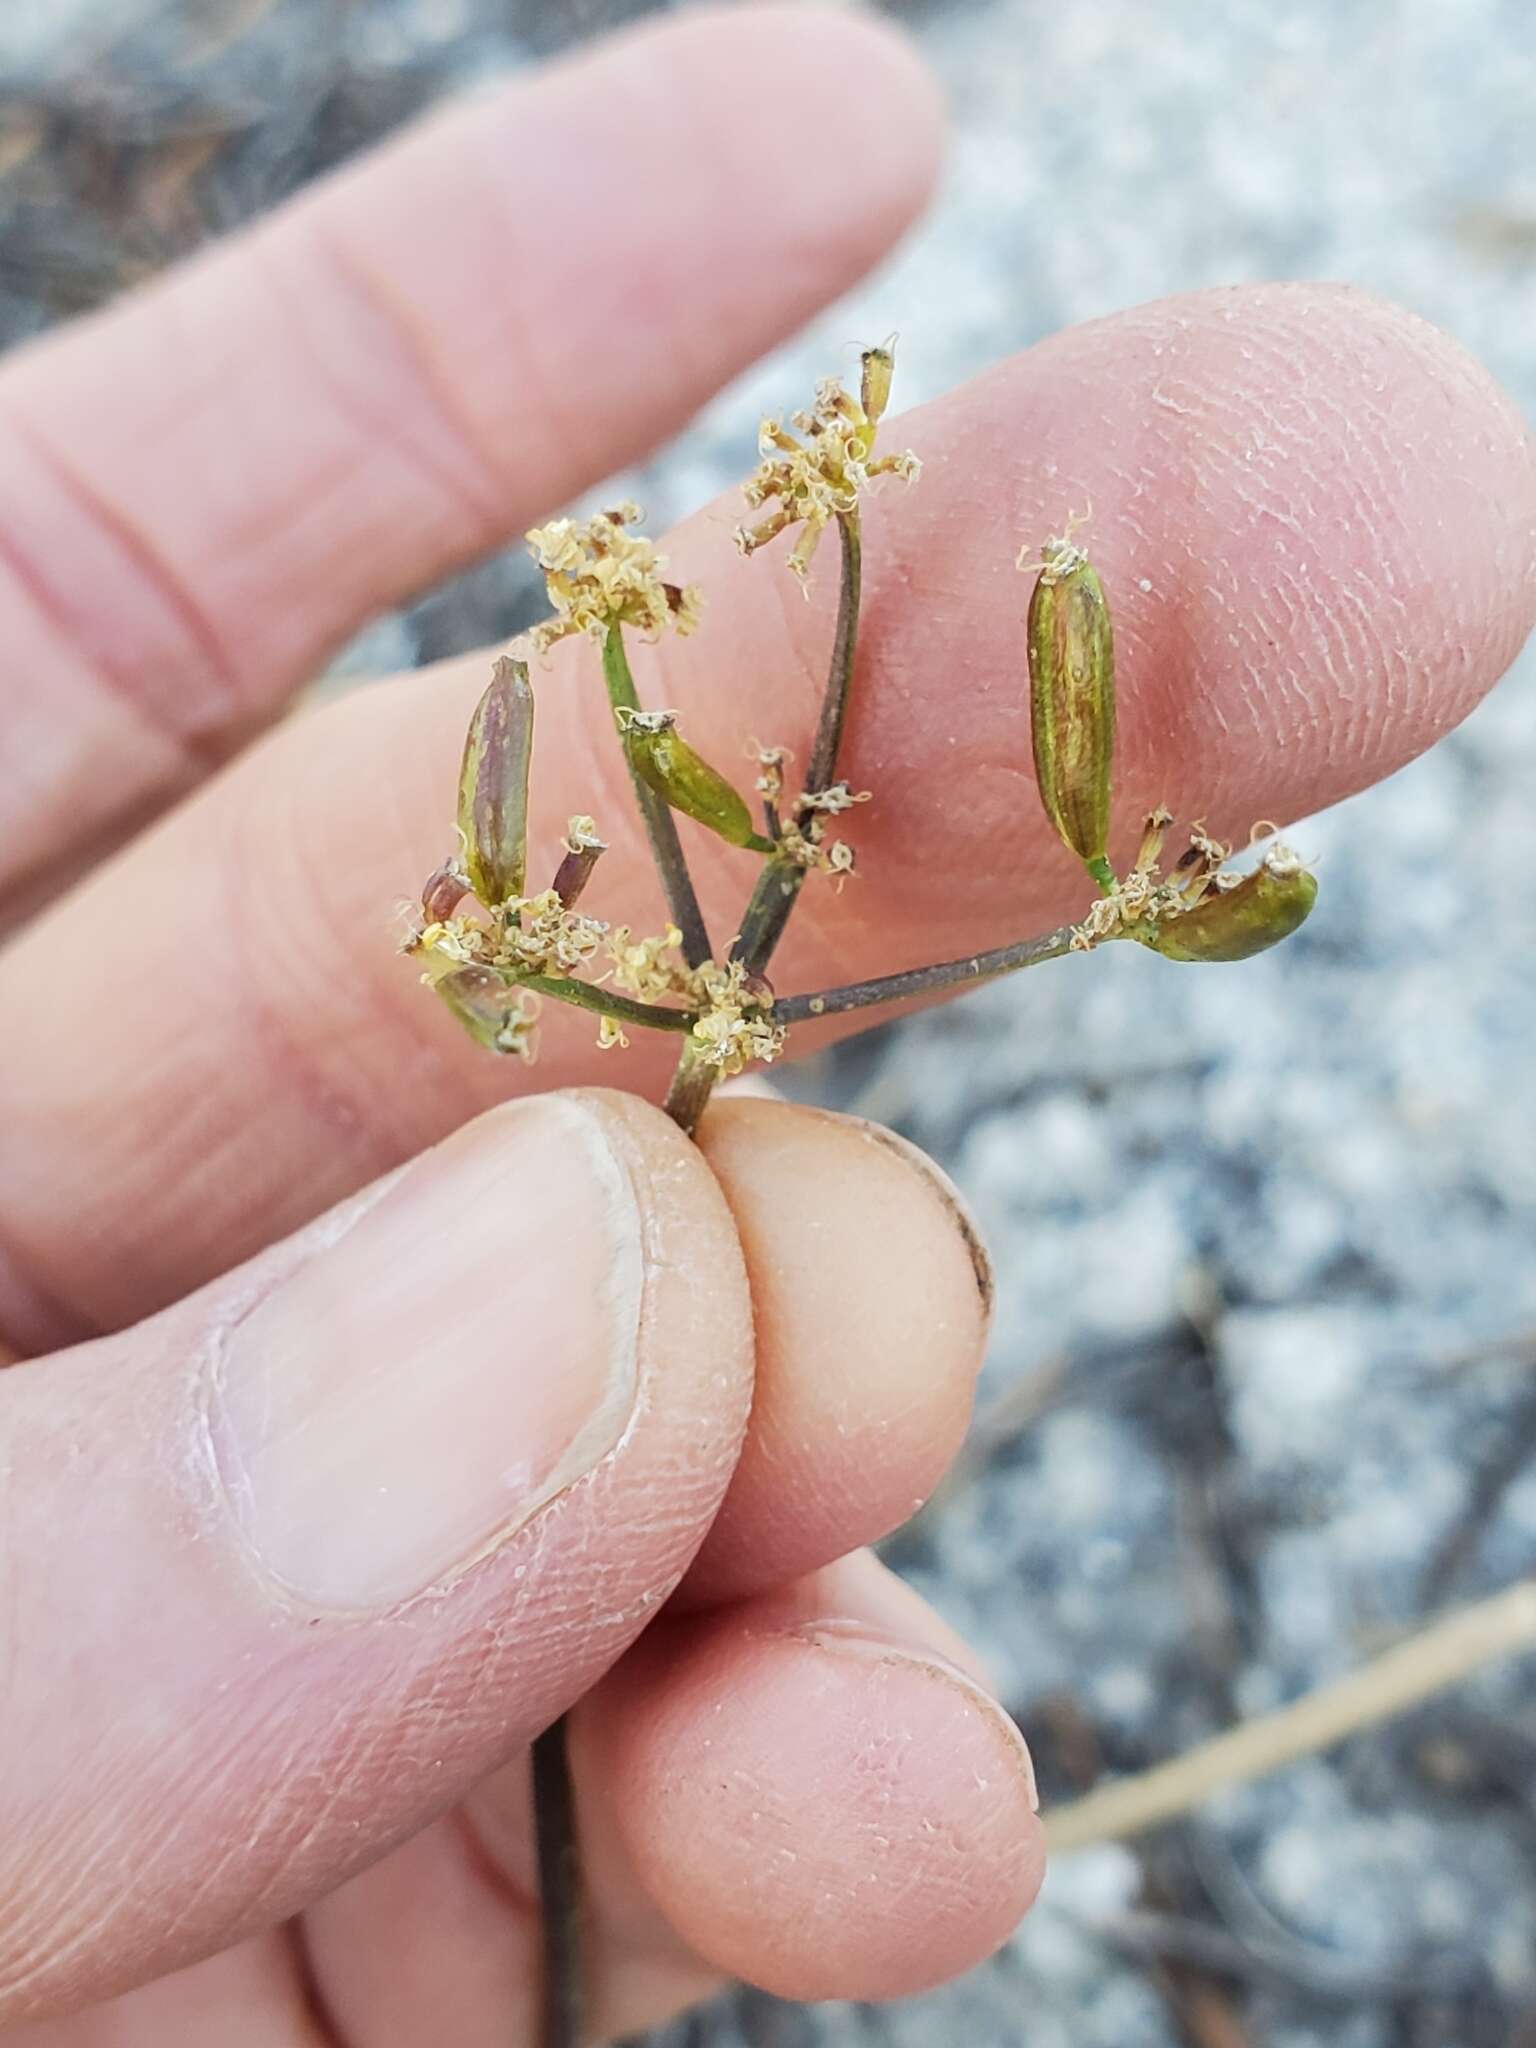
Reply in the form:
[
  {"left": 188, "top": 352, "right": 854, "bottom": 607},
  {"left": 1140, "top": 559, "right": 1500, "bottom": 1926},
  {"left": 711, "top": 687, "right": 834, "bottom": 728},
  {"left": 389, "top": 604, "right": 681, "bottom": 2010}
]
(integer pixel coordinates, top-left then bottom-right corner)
[
  {"left": 209, "top": 1097, "right": 642, "bottom": 1610},
  {"left": 839, "top": 1117, "right": 995, "bottom": 1323},
  {"left": 796, "top": 1619, "right": 1038, "bottom": 1811}
]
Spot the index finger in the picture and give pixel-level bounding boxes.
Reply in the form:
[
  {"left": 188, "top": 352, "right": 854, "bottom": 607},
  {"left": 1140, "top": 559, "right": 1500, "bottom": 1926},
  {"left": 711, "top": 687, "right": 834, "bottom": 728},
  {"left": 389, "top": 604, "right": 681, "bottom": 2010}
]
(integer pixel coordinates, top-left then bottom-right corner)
[
  {"left": 0, "top": 3, "right": 941, "bottom": 906},
  {"left": 1, "top": 284, "right": 1532, "bottom": 1345}
]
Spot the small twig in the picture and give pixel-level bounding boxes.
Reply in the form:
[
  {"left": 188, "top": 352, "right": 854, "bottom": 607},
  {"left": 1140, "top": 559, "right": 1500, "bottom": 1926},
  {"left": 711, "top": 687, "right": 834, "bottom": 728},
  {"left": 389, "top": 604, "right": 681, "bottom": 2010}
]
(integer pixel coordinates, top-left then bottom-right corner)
[
  {"left": 602, "top": 623, "right": 712, "bottom": 970},
  {"left": 1044, "top": 1576, "right": 1536, "bottom": 1854},
  {"left": 775, "top": 922, "right": 1080, "bottom": 1024},
  {"left": 1418, "top": 1377, "right": 1536, "bottom": 1605},
  {"left": 1094, "top": 1906, "right": 1435, "bottom": 2003}
]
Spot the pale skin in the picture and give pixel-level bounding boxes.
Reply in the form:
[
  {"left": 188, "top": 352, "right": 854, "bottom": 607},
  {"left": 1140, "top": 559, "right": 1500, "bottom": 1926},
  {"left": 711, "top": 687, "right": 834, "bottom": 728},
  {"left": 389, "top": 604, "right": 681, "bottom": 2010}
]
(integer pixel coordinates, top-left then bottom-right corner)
[{"left": 0, "top": 5, "right": 1533, "bottom": 2043}]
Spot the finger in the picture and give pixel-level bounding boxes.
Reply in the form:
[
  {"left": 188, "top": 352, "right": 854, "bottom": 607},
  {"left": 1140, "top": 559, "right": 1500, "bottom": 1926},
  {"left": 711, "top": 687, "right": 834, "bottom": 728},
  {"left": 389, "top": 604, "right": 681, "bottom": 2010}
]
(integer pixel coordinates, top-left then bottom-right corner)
[
  {"left": 3, "top": 1935, "right": 325, "bottom": 2048},
  {"left": 582, "top": 1549, "right": 1042, "bottom": 2011},
  {"left": 3, "top": 285, "right": 1533, "bottom": 1340},
  {"left": 682, "top": 1096, "right": 991, "bottom": 1607},
  {"left": 0, "top": 2, "right": 942, "bottom": 903},
  {"left": 295, "top": 1551, "right": 1037, "bottom": 2048},
  {"left": 0, "top": 1090, "right": 755, "bottom": 2026}
]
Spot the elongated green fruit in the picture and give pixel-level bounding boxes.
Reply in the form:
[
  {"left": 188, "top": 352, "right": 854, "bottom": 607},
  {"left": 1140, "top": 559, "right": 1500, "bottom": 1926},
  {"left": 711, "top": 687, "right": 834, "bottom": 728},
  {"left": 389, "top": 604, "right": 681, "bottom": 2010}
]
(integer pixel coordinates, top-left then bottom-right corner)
[
  {"left": 622, "top": 716, "right": 772, "bottom": 853},
  {"left": 1147, "top": 854, "right": 1318, "bottom": 962},
  {"left": 1027, "top": 542, "right": 1116, "bottom": 879},
  {"left": 458, "top": 656, "right": 533, "bottom": 907}
]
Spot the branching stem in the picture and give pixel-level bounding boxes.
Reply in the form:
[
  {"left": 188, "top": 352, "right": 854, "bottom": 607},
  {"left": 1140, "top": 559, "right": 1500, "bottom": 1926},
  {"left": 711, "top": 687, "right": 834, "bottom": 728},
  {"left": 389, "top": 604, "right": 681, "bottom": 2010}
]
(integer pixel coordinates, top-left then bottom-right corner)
[
  {"left": 730, "top": 511, "right": 863, "bottom": 979},
  {"left": 602, "top": 624, "right": 712, "bottom": 969}
]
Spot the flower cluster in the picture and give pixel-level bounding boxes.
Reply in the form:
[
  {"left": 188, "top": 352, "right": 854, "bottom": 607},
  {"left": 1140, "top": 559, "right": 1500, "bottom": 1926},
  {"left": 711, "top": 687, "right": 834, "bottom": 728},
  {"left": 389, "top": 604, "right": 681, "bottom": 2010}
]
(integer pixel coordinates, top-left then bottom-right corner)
[
  {"left": 606, "top": 923, "right": 690, "bottom": 1003},
  {"left": 687, "top": 957, "right": 786, "bottom": 1076},
  {"left": 526, "top": 503, "right": 703, "bottom": 651},
  {"left": 594, "top": 926, "right": 783, "bottom": 1073},
  {"left": 404, "top": 891, "right": 607, "bottom": 983},
  {"left": 737, "top": 345, "right": 918, "bottom": 582},
  {"left": 774, "top": 779, "right": 869, "bottom": 883},
  {"left": 410, "top": 348, "right": 1321, "bottom": 1131}
]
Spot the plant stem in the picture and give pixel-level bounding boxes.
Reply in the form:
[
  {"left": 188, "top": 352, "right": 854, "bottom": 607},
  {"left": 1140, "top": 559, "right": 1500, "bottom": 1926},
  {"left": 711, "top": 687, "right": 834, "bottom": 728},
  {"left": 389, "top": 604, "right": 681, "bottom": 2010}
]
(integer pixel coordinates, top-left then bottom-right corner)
[
  {"left": 663, "top": 1036, "right": 720, "bottom": 1135},
  {"left": 532, "top": 628, "right": 717, "bottom": 2048},
  {"left": 774, "top": 923, "right": 1081, "bottom": 1024},
  {"left": 602, "top": 624, "right": 712, "bottom": 970},
  {"left": 730, "top": 511, "right": 863, "bottom": 979},
  {"left": 536, "top": 518, "right": 866, "bottom": 2043},
  {"left": 532, "top": 1720, "right": 582, "bottom": 2048},
  {"left": 805, "top": 509, "right": 863, "bottom": 796},
  {"left": 518, "top": 975, "right": 696, "bottom": 1034},
  {"left": 730, "top": 851, "right": 802, "bottom": 973}
]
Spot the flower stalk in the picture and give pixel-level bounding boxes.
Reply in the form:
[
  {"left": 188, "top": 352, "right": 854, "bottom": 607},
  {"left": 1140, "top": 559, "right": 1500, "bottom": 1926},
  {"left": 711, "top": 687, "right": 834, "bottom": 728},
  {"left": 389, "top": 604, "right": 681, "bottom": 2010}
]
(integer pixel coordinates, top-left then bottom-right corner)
[
  {"left": 729, "top": 507, "right": 864, "bottom": 985},
  {"left": 601, "top": 623, "right": 713, "bottom": 969}
]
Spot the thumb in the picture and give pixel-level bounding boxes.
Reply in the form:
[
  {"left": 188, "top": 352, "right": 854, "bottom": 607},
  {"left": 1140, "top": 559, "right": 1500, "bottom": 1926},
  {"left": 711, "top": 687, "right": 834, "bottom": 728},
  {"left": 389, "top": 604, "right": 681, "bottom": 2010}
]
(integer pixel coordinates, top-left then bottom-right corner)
[{"left": 0, "top": 1090, "right": 751, "bottom": 2025}]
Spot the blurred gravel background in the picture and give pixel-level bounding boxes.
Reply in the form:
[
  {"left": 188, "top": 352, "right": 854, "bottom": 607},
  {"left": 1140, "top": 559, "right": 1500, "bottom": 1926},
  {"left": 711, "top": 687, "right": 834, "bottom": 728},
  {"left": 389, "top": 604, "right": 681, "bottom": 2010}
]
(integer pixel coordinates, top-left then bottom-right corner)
[{"left": 6, "top": 3, "right": 1536, "bottom": 2043}]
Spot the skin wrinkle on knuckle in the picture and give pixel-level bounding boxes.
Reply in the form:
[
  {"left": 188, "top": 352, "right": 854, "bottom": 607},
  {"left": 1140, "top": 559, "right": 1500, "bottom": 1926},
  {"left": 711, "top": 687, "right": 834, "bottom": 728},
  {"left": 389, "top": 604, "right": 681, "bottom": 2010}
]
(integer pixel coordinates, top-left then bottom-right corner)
[
  {"left": 247, "top": 219, "right": 509, "bottom": 556},
  {"left": 391, "top": 106, "right": 599, "bottom": 503},
  {"left": 0, "top": 434, "right": 221, "bottom": 794}
]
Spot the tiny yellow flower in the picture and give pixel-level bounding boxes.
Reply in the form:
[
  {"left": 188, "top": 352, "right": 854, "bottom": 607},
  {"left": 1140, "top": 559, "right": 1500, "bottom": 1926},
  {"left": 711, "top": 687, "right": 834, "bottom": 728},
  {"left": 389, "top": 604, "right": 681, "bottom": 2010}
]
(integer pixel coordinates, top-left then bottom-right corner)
[
  {"left": 736, "top": 345, "right": 918, "bottom": 585},
  {"left": 525, "top": 504, "right": 702, "bottom": 651}
]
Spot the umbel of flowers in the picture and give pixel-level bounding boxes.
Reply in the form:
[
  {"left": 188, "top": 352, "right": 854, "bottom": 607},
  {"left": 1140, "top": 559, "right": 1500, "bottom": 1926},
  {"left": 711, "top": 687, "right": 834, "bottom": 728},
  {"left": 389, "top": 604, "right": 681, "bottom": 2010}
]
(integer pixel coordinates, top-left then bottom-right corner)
[{"left": 404, "top": 344, "right": 1316, "bottom": 1123}]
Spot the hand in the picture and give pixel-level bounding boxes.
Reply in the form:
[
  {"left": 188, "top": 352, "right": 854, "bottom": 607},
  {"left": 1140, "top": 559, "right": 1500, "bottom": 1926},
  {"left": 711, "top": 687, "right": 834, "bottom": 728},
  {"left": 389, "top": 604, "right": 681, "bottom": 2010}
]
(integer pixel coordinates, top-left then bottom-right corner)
[{"left": 1, "top": 5, "right": 1531, "bottom": 2043}]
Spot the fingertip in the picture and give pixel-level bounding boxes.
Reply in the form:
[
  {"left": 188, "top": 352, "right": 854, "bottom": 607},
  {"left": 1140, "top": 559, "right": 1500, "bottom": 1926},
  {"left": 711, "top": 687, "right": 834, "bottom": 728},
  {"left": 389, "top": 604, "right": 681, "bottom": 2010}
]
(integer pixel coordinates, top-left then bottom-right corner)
[
  {"left": 684, "top": 1098, "right": 990, "bottom": 1605},
  {"left": 600, "top": 1595, "right": 1043, "bottom": 2002},
  {"left": 677, "top": 3, "right": 947, "bottom": 244}
]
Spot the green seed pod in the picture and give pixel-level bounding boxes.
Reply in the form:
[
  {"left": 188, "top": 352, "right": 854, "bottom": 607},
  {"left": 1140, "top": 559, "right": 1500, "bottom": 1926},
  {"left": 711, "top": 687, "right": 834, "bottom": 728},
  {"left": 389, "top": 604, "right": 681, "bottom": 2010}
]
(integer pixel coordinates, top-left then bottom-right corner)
[
  {"left": 458, "top": 656, "right": 533, "bottom": 907},
  {"left": 860, "top": 341, "right": 895, "bottom": 426},
  {"left": 1149, "top": 854, "right": 1318, "bottom": 962},
  {"left": 622, "top": 714, "right": 771, "bottom": 852},
  {"left": 1027, "top": 542, "right": 1116, "bottom": 880}
]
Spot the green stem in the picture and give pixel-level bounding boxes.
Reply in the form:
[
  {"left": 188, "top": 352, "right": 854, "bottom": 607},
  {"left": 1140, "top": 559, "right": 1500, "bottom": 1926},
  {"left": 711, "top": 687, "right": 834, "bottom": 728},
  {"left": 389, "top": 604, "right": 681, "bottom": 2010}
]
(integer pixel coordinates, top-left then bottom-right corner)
[
  {"left": 517, "top": 975, "right": 696, "bottom": 1034},
  {"left": 602, "top": 624, "right": 712, "bottom": 970},
  {"left": 774, "top": 923, "right": 1081, "bottom": 1024},
  {"left": 1085, "top": 854, "right": 1117, "bottom": 896}
]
